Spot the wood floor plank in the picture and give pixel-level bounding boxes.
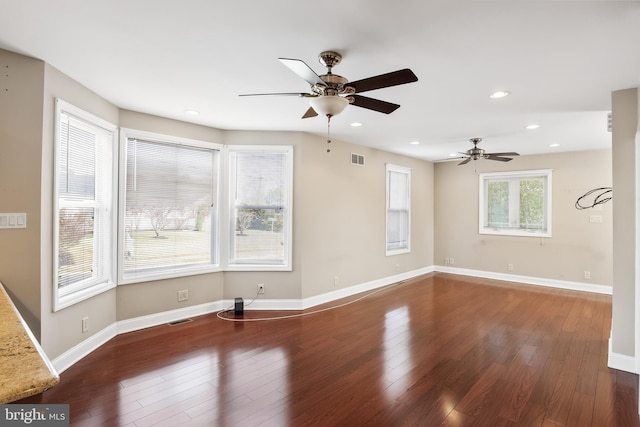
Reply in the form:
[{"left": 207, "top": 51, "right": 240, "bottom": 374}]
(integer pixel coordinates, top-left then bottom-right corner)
[{"left": 15, "top": 273, "right": 639, "bottom": 426}]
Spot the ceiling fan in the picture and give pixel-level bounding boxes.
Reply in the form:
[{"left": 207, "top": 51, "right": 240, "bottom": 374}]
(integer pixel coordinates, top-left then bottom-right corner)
[
  {"left": 240, "top": 51, "right": 418, "bottom": 119},
  {"left": 452, "top": 138, "right": 519, "bottom": 165}
]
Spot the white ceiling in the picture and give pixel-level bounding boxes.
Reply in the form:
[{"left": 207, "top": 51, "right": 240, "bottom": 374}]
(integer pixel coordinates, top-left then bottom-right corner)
[{"left": 1, "top": 1, "right": 639, "bottom": 161}]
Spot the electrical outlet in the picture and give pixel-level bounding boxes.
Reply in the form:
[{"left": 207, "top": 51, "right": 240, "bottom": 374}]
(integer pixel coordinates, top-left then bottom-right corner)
[
  {"left": 258, "top": 284, "right": 265, "bottom": 294},
  {"left": 584, "top": 271, "right": 591, "bottom": 279},
  {"left": 82, "top": 317, "right": 88, "bottom": 333},
  {"left": 508, "top": 263, "right": 514, "bottom": 271},
  {"left": 334, "top": 276, "right": 339, "bottom": 286},
  {"left": 178, "top": 289, "right": 189, "bottom": 302},
  {"left": 449, "top": 257, "right": 455, "bottom": 265}
]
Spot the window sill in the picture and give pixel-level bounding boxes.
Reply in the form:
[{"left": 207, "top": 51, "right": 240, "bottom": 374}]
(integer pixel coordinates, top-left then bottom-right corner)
[{"left": 55, "top": 281, "right": 116, "bottom": 312}]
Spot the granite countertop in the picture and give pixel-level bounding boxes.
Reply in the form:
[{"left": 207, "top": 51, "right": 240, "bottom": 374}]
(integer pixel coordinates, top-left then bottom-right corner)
[{"left": 0, "top": 282, "right": 59, "bottom": 403}]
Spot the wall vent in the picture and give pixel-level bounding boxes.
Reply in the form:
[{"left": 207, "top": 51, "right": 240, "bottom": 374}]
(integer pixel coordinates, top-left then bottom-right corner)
[{"left": 351, "top": 153, "right": 365, "bottom": 166}]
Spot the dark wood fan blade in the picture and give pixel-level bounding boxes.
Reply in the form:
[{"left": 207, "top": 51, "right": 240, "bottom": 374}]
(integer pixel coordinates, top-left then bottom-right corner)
[
  {"left": 347, "top": 69, "right": 418, "bottom": 94},
  {"left": 278, "top": 58, "right": 326, "bottom": 86},
  {"left": 458, "top": 158, "right": 472, "bottom": 165},
  {"left": 302, "top": 107, "right": 318, "bottom": 119},
  {"left": 486, "top": 155, "right": 514, "bottom": 162},
  {"left": 350, "top": 95, "right": 400, "bottom": 114},
  {"left": 239, "top": 92, "right": 313, "bottom": 97},
  {"left": 487, "top": 152, "right": 519, "bottom": 157}
]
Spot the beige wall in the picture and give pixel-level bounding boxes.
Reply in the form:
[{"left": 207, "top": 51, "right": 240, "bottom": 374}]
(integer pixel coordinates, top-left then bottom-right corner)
[
  {"left": 434, "top": 149, "right": 612, "bottom": 285},
  {"left": 299, "top": 133, "right": 434, "bottom": 298},
  {"left": 611, "top": 88, "right": 638, "bottom": 358},
  {"left": 40, "top": 63, "right": 120, "bottom": 358},
  {"left": 0, "top": 49, "right": 45, "bottom": 336}
]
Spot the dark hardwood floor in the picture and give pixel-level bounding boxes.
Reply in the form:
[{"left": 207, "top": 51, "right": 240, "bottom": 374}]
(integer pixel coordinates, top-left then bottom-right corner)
[{"left": 19, "top": 273, "right": 639, "bottom": 426}]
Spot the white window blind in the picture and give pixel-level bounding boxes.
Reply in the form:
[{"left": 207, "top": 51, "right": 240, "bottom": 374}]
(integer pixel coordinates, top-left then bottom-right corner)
[
  {"left": 228, "top": 146, "right": 292, "bottom": 269},
  {"left": 55, "top": 100, "right": 116, "bottom": 309},
  {"left": 386, "top": 164, "right": 411, "bottom": 255},
  {"left": 121, "top": 137, "right": 218, "bottom": 281}
]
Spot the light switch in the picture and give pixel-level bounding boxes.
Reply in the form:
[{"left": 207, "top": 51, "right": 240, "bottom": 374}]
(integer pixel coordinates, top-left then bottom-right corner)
[{"left": 0, "top": 213, "right": 27, "bottom": 229}]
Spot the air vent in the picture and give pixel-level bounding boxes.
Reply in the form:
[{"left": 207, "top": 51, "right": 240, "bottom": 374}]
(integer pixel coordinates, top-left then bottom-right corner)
[
  {"left": 167, "top": 318, "right": 193, "bottom": 326},
  {"left": 607, "top": 112, "right": 612, "bottom": 132},
  {"left": 351, "top": 153, "right": 365, "bottom": 166}
]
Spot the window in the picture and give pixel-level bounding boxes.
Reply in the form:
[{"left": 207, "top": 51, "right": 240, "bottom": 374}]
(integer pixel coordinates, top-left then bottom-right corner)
[
  {"left": 479, "top": 169, "right": 552, "bottom": 237},
  {"left": 54, "top": 100, "right": 117, "bottom": 310},
  {"left": 228, "top": 146, "right": 293, "bottom": 270},
  {"left": 386, "top": 164, "right": 411, "bottom": 255},
  {"left": 119, "top": 130, "right": 220, "bottom": 282}
]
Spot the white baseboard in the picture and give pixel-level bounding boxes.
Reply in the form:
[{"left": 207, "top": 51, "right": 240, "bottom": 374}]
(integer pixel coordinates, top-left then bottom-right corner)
[
  {"left": 301, "top": 266, "right": 435, "bottom": 310},
  {"left": 52, "top": 301, "right": 223, "bottom": 373},
  {"left": 117, "top": 301, "right": 224, "bottom": 334},
  {"left": 608, "top": 337, "right": 637, "bottom": 373},
  {"left": 52, "top": 264, "right": 612, "bottom": 374},
  {"left": 52, "top": 323, "right": 118, "bottom": 374},
  {"left": 435, "top": 266, "right": 612, "bottom": 295}
]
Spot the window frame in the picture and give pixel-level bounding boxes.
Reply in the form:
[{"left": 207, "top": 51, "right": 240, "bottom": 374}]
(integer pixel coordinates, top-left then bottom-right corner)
[
  {"left": 117, "top": 128, "right": 222, "bottom": 285},
  {"left": 386, "top": 163, "right": 411, "bottom": 256},
  {"left": 53, "top": 99, "right": 118, "bottom": 311},
  {"left": 225, "top": 145, "right": 293, "bottom": 271},
  {"left": 478, "top": 169, "right": 552, "bottom": 238}
]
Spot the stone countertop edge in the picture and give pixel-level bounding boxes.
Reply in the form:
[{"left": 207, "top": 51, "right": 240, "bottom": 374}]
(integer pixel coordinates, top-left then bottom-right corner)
[{"left": 0, "top": 282, "right": 59, "bottom": 403}]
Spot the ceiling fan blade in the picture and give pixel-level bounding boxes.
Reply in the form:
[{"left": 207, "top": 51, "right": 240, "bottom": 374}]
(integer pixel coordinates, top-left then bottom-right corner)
[
  {"left": 239, "top": 92, "right": 314, "bottom": 97},
  {"left": 302, "top": 107, "right": 318, "bottom": 119},
  {"left": 347, "top": 69, "right": 418, "bottom": 94},
  {"left": 487, "top": 152, "right": 519, "bottom": 157},
  {"left": 486, "top": 155, "right": 514, "bottom": 162},
  {"left": 350, "top": 95, "right": 400, "bottom": 114},
  {"left": 458, "top": 158, "right": 472, "bottom": 165},
  {"left": 278, "top": 58, "right": 326, "bottom": 86}
]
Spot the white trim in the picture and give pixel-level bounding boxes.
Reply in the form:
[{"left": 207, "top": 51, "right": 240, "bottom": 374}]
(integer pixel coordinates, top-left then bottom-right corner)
[
  {"left": 52, "top": 264, "right": 615, "bottom": 374},
  {"left": 52, "top": 323, "right": 118, "bottom": 374},
  {"left": 117, "top": 301, "right": 224, "bottom": 334},
  {"left": 435, "top": 265, "right": 612, "bottom": 295},
  {"left": 609, "top": 336, "right": 637, "bottom": 373},
  {"left": 479, "top": 169, "right": 552, "bottom": 238}
]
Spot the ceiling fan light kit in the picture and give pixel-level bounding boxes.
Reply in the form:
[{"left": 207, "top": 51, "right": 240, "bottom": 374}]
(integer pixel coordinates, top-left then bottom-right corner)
[{"left": 241, "top": 50, "right": 418, "bottom": 119}]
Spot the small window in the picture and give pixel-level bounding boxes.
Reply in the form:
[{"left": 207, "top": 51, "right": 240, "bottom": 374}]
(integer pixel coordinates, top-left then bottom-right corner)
[
  {"left": 54, "top": 99, "right": 117, "bottom": 310},
  {"left": 479, "top": 169, "right": 552, "bottom": 237},
  {"left": 386, "top": 164, "right": 411, "bottom": 255},
  {"left": 227, "top": 146, "right": 293, "bottom": 270}
]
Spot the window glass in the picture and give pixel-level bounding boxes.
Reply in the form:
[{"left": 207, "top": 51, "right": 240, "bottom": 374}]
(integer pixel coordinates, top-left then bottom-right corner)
[
  {"left": 228, "top": 147, "right": 292, "bottom": 269},
  {"left": 55, "top": 100, "right": 116, "bottom": 310},
  {"left": 121, "top": 136, "right": 219, "bottom": 281},
  {"left": 480, "top": 170, "right": 552, "bottom": 237},
  {"left": 386, "top": 164, "right": 411, "bottom": 255}
]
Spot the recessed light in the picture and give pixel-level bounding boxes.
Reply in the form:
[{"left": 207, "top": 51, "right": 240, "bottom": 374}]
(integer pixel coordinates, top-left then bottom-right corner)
[
  {"left": 350, "top": 122, "right": 362, "bottom": 127},
  {"left": 549, "top": 143, "right": 560, "bottom": 147},
  {"left": 409, "top": 141, "right": 420, "bottom": 145},
  {"left": 525, "top": 124, "right": 540, "bottom": 130},
  {"left": 184, "top": 109, "right": 200, "bottom": 116},
  {"left": 449, "top": 153, "right": 458, "bottom": 157},
  {"left": 489, "top": 91, "right": 510, "bottom": 99}
]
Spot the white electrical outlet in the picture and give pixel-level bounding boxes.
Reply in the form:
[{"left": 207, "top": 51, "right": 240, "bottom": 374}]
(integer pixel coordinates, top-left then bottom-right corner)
[
  {"left": 508, "top": 263, "right": 514, "bottom": 271},
  {"left": 449, "top": 257, "right": 454, "bottom": 265},
  {"left": 258, "top": 284, "right": 265, "bottom": 294},
  {"left": 334, "top": 276, "right": 339, "bottom": 286},
  {"left": 82, "top": 317, "right": 88, "bottom": 333},
  {"left": 178, "top": 289, "right": 189, "bottom": 302},
  {"left": 584, "top": 271, "right": 591, "bottom": 279}
]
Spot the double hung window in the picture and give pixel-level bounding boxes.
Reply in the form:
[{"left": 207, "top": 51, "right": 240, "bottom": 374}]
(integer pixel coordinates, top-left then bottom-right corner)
[
  {"left": 386, "top": 164, "right": 411, "bottom": 255},
  {"left": 227, "top": 146, "right": 293, "bottom": 270},
  {"left": 54, "top": 100, "right": 117, "bottom": 310}
]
